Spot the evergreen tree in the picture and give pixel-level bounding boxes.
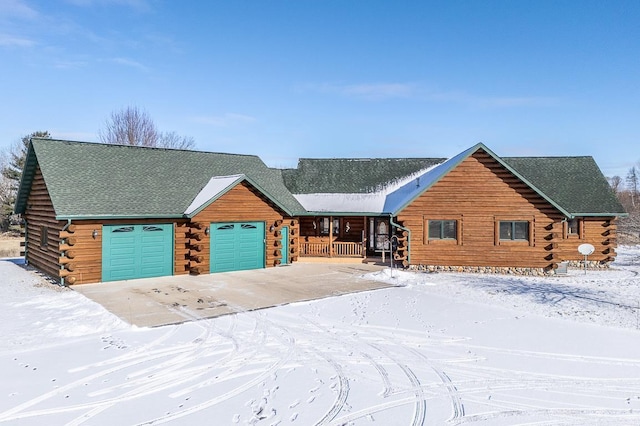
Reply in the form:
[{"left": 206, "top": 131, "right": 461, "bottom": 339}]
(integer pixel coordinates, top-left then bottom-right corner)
[{"left": 0, "top": 131, "right": 50, "bottom": 230}]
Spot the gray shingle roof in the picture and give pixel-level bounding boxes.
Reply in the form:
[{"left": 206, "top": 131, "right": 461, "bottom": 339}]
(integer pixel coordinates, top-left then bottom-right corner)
[
  {"left": 502, "top": 156, "right": 626, "bottom": 216},
  {"left": 15, "top": 139, "right": 625, "bottom": 220},
  {"left": 16, "top": 139, "right": 305, "bottom": 219},
  {"left": 282, "top": 158, "right": 445, "bottom": 194}
]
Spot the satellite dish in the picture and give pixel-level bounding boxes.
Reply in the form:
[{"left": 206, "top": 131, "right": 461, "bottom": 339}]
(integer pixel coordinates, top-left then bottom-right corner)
[{"left": 578, "top": 243, "right": 595, "bottom": 256}]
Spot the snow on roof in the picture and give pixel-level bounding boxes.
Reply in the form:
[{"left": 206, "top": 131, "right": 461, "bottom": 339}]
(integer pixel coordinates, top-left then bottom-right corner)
[
  {"left": 184, "top": 174, "right": 245, "bottom": 215},
  {"left": 383, "top": 153, "right": 465, "bottom": 213},
  {"left": 294, "top": 162, "right": 444, "bottom": 214},
  {"left": 294, "top": 192, "right": 388, "bottom": 213}
]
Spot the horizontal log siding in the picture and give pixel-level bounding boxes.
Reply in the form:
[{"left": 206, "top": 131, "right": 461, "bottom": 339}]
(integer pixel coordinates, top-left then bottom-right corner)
[
  {"left": 57, "top": 218, "right": 188, "bottom": 285},
  {"left": 556, "top": 218, "right": 617, "bottom": 262},
  {"left": 175, "top": 222, "right": 191, "bottom": 275},
  {"left": 24, "top": 166, "right": 65, "bottom": 280},
  {"left": 191, "top": 182, "right": 290, "bottom": 270},
  {"left": 397, "top": 151, "right": 562, "bottom": 268}
]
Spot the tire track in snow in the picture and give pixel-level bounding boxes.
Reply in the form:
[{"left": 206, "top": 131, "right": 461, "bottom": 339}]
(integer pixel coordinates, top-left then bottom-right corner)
[
  {"left": 133, "top": 308, "right": 297, "bottom": 425},
  {"left": 0, "top": 305, "right": 244, "bottom": 424},
  {"left": 25, "top": 307, "right": 226, "bottom": 425}
]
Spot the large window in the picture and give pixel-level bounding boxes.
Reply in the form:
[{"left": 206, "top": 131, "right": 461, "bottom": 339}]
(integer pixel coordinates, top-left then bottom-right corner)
[
  {"left": 428, "top": 220, "right": 457, "bottom": 240},
  {"left": 499, "top": 221, "right": 529, "bottom": 241}
]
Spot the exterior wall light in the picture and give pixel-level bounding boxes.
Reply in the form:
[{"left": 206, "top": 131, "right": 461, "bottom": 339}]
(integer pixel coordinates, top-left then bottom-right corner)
[
  {"left": 269, "top": 225, "right": 275, "bottom": 232},
  {"left": 92, "top": 229, "right": 98, "bottom": 239},
  {"left": 204, "top": 226, "right": 210, "bottom": 236}
]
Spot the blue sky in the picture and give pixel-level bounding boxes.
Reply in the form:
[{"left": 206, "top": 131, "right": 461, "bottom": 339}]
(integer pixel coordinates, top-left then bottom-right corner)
[{"left": 1, "top": 0, "right": 639, "bottom": 178}]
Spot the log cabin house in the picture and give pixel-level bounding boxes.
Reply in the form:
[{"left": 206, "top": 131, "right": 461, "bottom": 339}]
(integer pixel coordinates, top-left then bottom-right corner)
[{"left": 15, "top": 138, "right": 626, "bottom": 285}]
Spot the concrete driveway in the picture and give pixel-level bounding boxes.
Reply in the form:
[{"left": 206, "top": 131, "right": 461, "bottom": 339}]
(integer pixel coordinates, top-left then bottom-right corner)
[{"left": 74, "top": 262, "right": 391, "bottom": 327}]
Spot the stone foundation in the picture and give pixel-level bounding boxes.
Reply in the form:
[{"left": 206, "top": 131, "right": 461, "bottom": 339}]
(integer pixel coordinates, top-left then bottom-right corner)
[
  {"left": 409, "top": 260, "right": 612, "bottom": 275},
  {"left": 409, "top": 265, "right": 551, "bottom": 276},
  {"left": 565, "top": 260, "right": 612, "bottom": 269}
]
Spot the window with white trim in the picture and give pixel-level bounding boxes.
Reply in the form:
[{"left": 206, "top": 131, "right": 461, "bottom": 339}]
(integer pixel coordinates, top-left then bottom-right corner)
[
  {"left": 499, "top": 221, "right": 529, "bottom": 241},
  {"left": 428, "top": 220, "right": 457, "bottom": 240}
]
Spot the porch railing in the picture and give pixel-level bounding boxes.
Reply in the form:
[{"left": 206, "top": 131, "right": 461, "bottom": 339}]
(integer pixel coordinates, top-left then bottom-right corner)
[{"left": 300, "top": 241, "right": 364, "bottom": 257}]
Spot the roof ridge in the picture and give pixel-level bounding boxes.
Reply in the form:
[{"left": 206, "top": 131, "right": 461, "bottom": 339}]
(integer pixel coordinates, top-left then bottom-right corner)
[
  {"left": 31, "top": 138, "right": 263, "bottom": 159},
  {"left": 503, "top": 155, "right": 594, "bottom": 159},
  {"left": 297, "top": 157, "right": 445, "bottom": 161}
]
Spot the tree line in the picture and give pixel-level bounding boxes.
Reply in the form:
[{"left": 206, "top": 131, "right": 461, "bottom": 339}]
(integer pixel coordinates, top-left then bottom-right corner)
[
  {"left": 611, "top": 167, "right": 640, "bottom": 242},
  {"left": 0, "top": 107, "right": 195, "bottom": 232}
]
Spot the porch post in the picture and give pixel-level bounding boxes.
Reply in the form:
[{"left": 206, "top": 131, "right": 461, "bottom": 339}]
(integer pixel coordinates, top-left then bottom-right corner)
[
  {"left": 329, "top": 216, "right": 334, "bottom": 257},
  {"left": 363, "top": 216, "right": 367, "bottom": 259}
]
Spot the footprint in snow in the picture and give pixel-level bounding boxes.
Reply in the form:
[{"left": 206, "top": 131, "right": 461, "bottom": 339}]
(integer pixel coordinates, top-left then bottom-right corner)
[
  {"left": 289, "top": 399, "right": 300, "bottom": 408},
  {"left": 307, "top": 395, "right": 316, "bottom": 404},
  {"left": 290, "top": 413, "right": 298, "bottom": 422}
]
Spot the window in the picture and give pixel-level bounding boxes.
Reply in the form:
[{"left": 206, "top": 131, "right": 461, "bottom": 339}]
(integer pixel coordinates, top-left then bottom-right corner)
[
  {"left": 113, "top": 226, "right": 134, "bottom": 233},
  {"left": 428, "top": 220, "right": 457, "bottom": 240},
  {"left": 40, "top": 226, "right": 48, "bottom": 249},
  {"left": 499, "top": 221, "right": 529, "bottom": 241},
  {"left": 566, "top": 218, "right": 581, "bottom": 238},
  {"left": 319, "top": 218, "right": 330, "bottom": 235},
  {"left": 318, "top": 218, "right": 340, "bottom": 236}
]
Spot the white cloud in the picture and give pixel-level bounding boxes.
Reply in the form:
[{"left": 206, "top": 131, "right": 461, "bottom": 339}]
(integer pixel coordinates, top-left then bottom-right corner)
[
  {"left": 0, "top": 0, "right": 39, "bottom": 20},
  {"left": 65, "top": 0, "right": 151, "bottom": 11},
  {"left": 0, "top": 34, "right": 35, "bottom": 47},
  {"left": 191, "top": 113, "right": 257, "bottom": 127},
  {"left": 299, "top": 81, "right": 560, "bottom": 107},
  {"left": 110, "top": 57, "right": 149, "bottom": 72},
  {"left": 300, "top": 82, "right": 416, "bottom": 100},
  {"left": 53, "top": 60, "right": 89, "bottom": 69},
  {"left": 425, "top": 90, "right": 559, "bottom": 108}
]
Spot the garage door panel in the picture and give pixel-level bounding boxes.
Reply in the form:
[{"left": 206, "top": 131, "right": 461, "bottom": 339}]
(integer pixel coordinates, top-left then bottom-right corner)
[
  {"left": 210, "top": 222, "right": 265, "bottom": 273},
  {"left": 102, "top": 224, "right": 173, "bottom": 282}
]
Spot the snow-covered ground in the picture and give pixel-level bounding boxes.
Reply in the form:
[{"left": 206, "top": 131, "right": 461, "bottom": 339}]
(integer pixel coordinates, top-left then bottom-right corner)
[{"left": 1, "top": 248, "right": 640, "bottom": 425}]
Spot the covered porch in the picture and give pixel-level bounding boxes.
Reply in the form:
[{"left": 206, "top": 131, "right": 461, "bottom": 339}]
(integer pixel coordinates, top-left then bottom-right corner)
[{"left": 298, "top": 216, "right": 392, "bottom": 260}]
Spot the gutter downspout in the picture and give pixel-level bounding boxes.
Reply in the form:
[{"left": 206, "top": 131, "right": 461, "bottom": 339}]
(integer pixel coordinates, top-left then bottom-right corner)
[
  {"left": 60, "top": 219, "right": 72, "bottom": 287},
  {"left": 389, "top": 215, "right": 410, "bottom": 264},
  {"left": 23, "top": 219, "right": 28, "bottom": 265}
]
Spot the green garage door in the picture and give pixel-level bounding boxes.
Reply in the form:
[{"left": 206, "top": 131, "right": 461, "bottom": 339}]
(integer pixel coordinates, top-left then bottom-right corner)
[
  {"left": 102, "top": 224, "right": 174, "bottom": 282},
  {"left": 210, "top": 222, "right": 265, "bottom": 273}
]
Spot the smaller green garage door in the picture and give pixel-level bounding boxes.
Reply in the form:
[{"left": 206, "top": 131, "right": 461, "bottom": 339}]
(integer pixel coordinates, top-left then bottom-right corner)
[
  {"left": 102, "top": 224, "right": 174, "bottom": 282},
  {"left": 210, "top": 222, "right": 265, "bottom": 273}
]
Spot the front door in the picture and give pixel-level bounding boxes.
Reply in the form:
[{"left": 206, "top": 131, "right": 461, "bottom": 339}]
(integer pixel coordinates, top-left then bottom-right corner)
[
  {"left": 281, "top": 226, "right": 289, "bottom": 264},
  {"left": 368, "top": 218, "right": 391, "bottom": 255}
]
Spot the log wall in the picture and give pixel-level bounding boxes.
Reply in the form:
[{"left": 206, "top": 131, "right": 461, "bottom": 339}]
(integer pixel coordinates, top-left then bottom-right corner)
[
  {"left": 23, "top": 166, "right": 65, "bottom": 280},
  {"left": 556, "top": 217, "right": 617, "bottom": 263},
  {"left": 56, "top": 218, "right": 189, "bottom": 285},
  {"left": 397, "top": 150, "right": 563, "bottom": 269},
  {"left": 397, "top": 150, "right": 620, "bottom": 269},
  {"left": 190, "top": 181, "right": 294, "bottom": 273}
]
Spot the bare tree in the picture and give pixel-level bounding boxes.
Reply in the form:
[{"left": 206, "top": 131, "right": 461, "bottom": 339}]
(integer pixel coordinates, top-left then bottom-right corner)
[
  {"left": 98, "top": 106, "right": 158, "bottom": 147},
  {"left": 98, "top": 106, "right": 195, "bottom": 149},
  {"left": 158, "top": 131, "right": 196, "bottom": 149},
  {"left": 626, "top": 166, "right": 639, "bottom": 208},
  {"left": 608, "top": 175, "right": 622, "bottom": 194}
]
